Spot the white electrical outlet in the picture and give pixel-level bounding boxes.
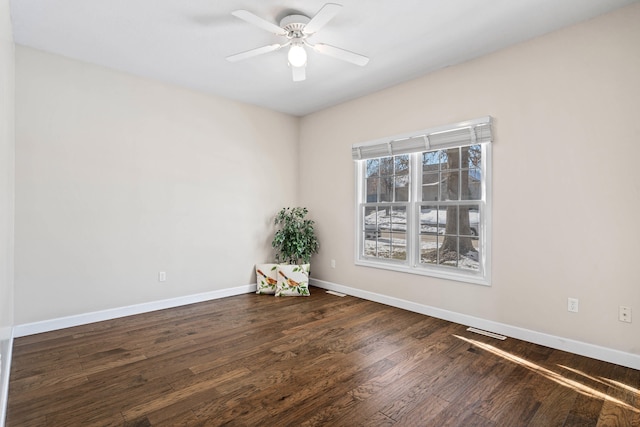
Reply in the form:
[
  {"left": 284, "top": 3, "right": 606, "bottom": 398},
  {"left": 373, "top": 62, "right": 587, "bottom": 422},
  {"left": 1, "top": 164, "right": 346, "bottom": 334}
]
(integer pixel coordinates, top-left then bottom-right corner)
[
  {"left": 159, "top": 271, "right": 166, "bottom": 282},
  {"left": 568, "top": 298, "right": 579, "bottom": 313},
  {"left": 619, "top": 306, "right": 632, "bottom": 323},
  {"left": 331, "top": 259, "right": 336, "bottom": 268}
]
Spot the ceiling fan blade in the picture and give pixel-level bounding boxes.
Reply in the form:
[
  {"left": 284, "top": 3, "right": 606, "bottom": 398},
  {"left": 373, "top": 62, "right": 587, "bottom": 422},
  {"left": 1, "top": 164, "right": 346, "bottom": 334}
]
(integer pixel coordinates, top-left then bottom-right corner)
[
  {"left": 292, "top": 65, "right": 306, "bottom": 82},
  {"left": 231, "top": 10, "right": 287, "bottom": 36},
  {"left": 303, "top": 3, "right": 342, "bottom": 34},
  {"left": 226, "top": 44, "right": 282, "bottom": 62},
  {"left": 312, "top": 43, "right": 369, "bottom": 66}
]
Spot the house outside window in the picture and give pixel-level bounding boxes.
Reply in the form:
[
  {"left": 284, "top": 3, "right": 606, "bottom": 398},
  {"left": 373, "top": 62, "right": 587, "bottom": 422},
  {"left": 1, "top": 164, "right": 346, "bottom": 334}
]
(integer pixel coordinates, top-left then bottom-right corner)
[{"left": 353, "top": 117, "right": 492, "bottom": 285}]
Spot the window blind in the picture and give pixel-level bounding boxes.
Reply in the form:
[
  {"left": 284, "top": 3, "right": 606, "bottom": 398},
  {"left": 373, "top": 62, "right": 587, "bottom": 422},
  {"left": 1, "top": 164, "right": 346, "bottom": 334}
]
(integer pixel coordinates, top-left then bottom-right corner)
[{"left": 352, "top": 116, "right": 492, "bottom": 160}]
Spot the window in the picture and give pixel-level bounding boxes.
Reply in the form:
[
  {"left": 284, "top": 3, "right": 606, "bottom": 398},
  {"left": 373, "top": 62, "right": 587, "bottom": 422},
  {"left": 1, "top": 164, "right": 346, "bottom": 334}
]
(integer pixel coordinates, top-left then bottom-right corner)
[{"left": 353, "top": 117, "right": 492, "bottom": 285}]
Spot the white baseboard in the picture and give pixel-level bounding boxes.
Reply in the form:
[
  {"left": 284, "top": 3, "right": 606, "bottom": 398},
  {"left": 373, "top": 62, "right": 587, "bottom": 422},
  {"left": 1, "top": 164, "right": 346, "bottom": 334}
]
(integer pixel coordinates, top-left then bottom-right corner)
[
  {"left": 311, "top": 278, "right": 640, "bottom": 370},
  {"left": 0, "top": 329, "right": 14, "bottom": 427},
  {"left": 14, "top": 284, "right": 257, "bottom": 338}
]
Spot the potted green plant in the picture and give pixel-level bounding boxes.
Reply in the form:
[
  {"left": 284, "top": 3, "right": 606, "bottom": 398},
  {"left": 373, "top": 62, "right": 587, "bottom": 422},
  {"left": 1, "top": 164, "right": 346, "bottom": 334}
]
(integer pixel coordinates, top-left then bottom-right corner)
[
  {"left": 272, "top": 207, "right": 319, "bottom": 265},
  {"left": 271, "top": 207, "right": 319, "bottom": 296}
]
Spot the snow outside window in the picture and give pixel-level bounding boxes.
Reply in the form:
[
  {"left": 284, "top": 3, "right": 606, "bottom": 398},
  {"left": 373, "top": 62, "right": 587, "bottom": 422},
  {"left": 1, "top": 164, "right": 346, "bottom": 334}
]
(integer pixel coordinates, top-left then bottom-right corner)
[{"left": 354, "top": 118, "right": 491, "bottom": 285}]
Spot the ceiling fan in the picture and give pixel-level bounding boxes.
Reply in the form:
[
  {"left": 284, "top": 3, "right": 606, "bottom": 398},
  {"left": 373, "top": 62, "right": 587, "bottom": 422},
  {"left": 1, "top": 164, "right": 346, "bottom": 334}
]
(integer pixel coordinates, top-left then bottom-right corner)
[{"left": 225, "top": 3, "right": 369, "bottom": 82}]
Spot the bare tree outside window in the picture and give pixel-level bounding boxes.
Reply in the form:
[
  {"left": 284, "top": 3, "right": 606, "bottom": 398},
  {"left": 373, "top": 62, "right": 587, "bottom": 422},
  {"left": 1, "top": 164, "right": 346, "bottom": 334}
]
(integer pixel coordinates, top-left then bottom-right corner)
[{"left": 420, "top": 145, "right": 481, "bottom": 270}]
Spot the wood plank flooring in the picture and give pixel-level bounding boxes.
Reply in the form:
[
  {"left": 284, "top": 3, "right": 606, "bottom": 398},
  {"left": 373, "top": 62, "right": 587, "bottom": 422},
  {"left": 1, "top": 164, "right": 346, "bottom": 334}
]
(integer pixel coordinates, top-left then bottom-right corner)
[{"left": 6, "top": 287, "right": 640, "bottom": 426}]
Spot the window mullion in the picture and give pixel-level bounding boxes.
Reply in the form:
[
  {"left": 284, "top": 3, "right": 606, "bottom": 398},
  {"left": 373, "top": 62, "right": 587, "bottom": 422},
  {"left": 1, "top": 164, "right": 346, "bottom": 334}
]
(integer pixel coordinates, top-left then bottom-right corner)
[
  {"left": 355, "top": 161, "right": 365, "bottom": 262},
  {"left": 409, "top": 153, "right": 420, "bottom": 268},
  {"left": 458, "top": 148, "right": 462, "bottom": 204}
]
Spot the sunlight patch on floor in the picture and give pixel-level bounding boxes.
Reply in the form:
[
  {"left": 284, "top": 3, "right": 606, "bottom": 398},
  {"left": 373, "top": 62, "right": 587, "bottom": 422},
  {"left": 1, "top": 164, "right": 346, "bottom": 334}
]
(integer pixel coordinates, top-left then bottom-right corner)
[
  {"left": 558, "top": 364, "right": 640, "bottom": 397},
  {"left": 600, "top": 377, "right": 640, "bottom": 396},
  {"left": 454, "top": 335, "right": 639, "bottom": 413}
]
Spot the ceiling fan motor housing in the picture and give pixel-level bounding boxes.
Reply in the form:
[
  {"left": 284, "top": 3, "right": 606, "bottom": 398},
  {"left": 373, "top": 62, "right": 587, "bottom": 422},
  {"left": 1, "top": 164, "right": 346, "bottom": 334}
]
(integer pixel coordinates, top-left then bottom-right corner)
[{"left": 280, "top": 14, "right": 311, "bottom": 38}]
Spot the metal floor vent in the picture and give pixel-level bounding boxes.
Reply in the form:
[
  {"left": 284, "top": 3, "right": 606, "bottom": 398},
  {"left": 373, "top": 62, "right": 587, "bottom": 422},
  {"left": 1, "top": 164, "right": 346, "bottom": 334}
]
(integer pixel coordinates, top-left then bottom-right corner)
[
  {"left": 326, "top": 290, "right": 347, "bottom": 297},
  {"left": 466, "top": 327, "right": 507, "bottom": 340}
]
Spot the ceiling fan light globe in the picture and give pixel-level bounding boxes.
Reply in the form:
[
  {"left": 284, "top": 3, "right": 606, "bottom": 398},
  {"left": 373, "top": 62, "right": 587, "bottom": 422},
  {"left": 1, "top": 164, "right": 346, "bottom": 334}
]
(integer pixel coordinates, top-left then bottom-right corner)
[{"left": 288, "top": 45, "right": 307, "bottom": 68}]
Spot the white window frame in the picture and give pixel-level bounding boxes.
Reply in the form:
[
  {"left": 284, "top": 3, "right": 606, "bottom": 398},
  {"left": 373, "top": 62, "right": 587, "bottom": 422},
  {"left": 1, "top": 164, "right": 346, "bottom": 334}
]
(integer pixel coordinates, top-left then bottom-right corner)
[{"left": 353, "top": 117, "right": 492, "bottom": 286}]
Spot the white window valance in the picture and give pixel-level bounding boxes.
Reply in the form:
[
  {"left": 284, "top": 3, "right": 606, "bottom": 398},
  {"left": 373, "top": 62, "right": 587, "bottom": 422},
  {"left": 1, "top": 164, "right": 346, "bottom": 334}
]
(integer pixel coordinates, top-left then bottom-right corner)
[{"left": 352, "top": 116, "right": 492, "bottom": 160}]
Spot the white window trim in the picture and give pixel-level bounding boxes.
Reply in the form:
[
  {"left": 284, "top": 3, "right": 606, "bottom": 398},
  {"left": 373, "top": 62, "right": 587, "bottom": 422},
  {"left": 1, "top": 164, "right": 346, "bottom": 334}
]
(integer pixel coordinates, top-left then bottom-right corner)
[{"left": 353, "top": 117, "right": 492, "bottom": 286}]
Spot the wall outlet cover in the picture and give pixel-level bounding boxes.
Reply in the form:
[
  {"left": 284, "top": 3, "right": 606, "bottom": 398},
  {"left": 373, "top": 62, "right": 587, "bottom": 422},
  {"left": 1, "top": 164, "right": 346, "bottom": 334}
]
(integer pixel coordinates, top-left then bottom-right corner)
[{"left": 568, "top": 298, "right": 579, "bottom": 313}]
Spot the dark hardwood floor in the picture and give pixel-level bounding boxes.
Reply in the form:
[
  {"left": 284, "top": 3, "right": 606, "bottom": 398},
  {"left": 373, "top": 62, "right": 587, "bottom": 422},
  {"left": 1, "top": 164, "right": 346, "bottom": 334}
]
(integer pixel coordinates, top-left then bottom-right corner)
[{"left": 6, "top": 287, "right": 640, "bottom": 426}]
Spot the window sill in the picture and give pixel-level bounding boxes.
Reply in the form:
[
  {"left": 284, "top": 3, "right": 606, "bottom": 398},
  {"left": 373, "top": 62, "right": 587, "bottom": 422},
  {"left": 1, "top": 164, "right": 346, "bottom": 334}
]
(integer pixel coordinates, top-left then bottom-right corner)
[{"left": 354, "top": 258, "right": 491, "bottom": 286}]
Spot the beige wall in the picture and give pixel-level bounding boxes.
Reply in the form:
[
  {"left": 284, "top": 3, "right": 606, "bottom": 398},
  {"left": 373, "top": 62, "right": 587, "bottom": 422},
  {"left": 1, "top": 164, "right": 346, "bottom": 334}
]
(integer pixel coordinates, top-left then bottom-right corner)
[
  {"left": 299, "top": 4, "right": 640, "bottom": 356},
  {"left": 0, "top": 0, "right": 14, "bottom": 335},
  {"left": 14, "top": 47, "right": 298, "bottom": 324},
  {"left": 1, "top": 0, "right": 15, "bottom": 419}
]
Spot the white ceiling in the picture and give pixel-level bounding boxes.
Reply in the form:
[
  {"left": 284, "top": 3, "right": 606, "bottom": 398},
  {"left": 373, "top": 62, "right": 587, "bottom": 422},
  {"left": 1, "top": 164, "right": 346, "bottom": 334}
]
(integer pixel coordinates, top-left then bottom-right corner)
[{"left": 9, "top": 0, "right": 637, "bottom": 116}]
